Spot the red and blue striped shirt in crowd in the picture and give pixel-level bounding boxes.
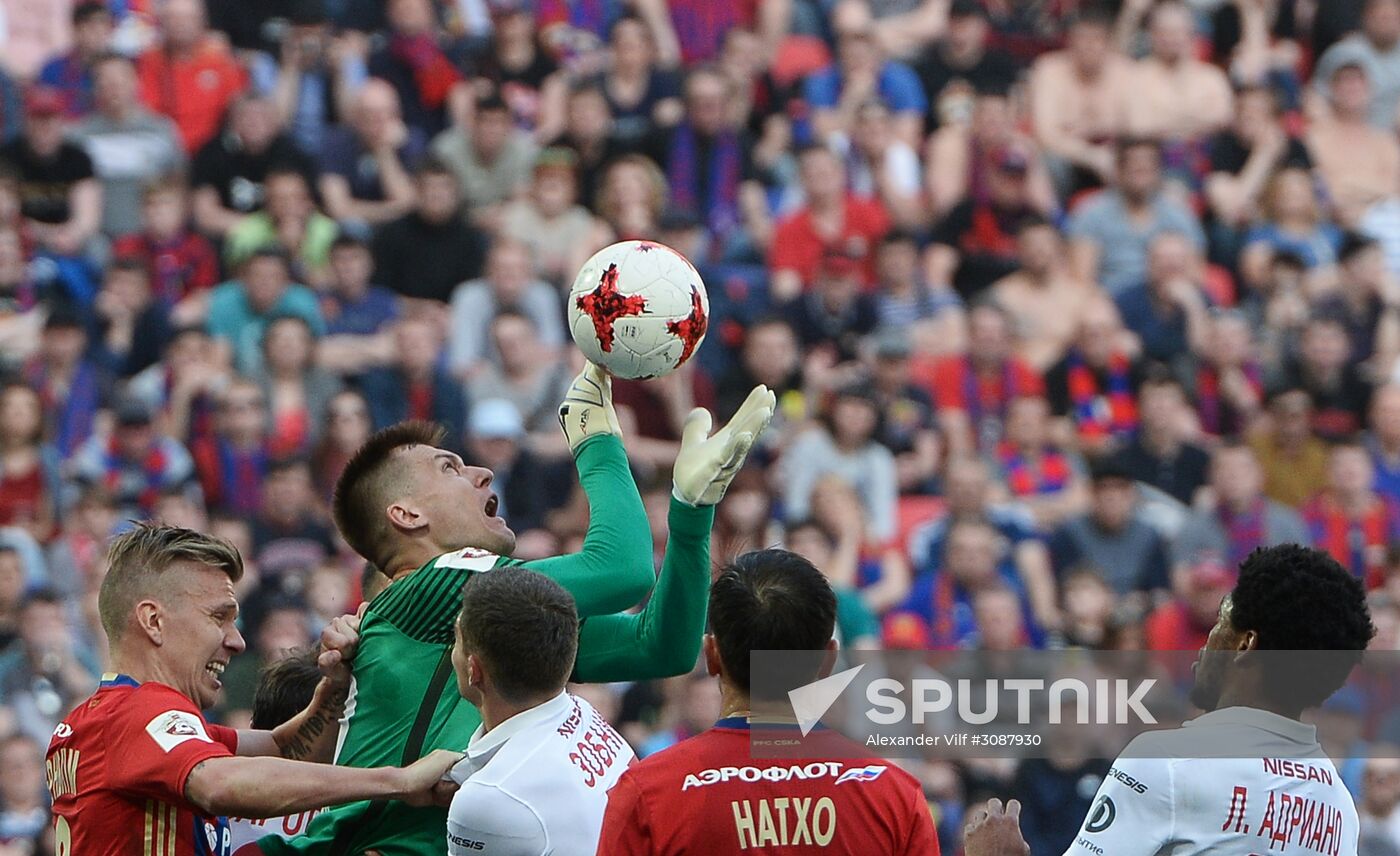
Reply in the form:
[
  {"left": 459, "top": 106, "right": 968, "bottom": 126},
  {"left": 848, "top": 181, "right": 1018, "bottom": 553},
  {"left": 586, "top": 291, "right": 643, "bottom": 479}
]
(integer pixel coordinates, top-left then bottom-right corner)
[
  {"left": 1302, "top": 492, "right": 1400, "bottom": 590},
  {"left": 1066, "top": 351, "right": 1138, "bottom": 442},
  {"left": 998, "top": 443, "right": 1073, "bottom": 498}
]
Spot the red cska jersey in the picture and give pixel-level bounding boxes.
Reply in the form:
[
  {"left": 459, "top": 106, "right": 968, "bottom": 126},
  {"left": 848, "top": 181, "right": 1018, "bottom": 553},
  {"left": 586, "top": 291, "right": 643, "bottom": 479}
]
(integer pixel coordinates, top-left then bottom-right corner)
[
  {"left": 46, "top": 674, "right": 239, "bottom": 856},
  {"left": 596, "top": 718, "right": 939, "bottom": 855}
]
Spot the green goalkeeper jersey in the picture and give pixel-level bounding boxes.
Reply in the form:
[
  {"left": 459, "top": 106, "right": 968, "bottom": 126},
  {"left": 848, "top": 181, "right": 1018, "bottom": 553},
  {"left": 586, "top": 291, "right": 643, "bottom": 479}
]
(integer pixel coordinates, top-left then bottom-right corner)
[{"left": 256, "top": 434, "right": 714, "bottom": 856}]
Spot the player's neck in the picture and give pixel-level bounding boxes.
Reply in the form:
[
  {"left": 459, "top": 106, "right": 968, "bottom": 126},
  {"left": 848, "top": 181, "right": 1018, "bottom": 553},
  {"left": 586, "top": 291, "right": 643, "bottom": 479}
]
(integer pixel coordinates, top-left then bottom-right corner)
[
  {"left": 110, "top": 648, "right": 182, "bottom": 697},
  {"left": 385, "top": 540, "right": 455, "bottom": 579},
  {"left": 480, "top": 689, "right": 561, "bottom": 733},
  {"left": 1212, "top": 686, "right": 1305, "bottom": 722}
]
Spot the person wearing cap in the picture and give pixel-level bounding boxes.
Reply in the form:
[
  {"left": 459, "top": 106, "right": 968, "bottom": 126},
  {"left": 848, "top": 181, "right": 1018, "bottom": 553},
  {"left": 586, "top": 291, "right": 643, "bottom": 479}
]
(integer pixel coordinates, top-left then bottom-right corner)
[
  {"left": 35, "top": 2, "right": 114, "bottom": 119},
  {"left": 319, "top": 79, "right": 424, "bottom": 229},
  {"left": 927, "top": 137, "right": 1052, "bottom": 297},
  {"left": 803, "top": 2, "right": 927, "bottom": 150},
  {"left": 1308, "top": 57, "right": 1400, "bottom": 224},
  {"left": 74, "top": 52, "right": 184, "bottom": 239},
  {"left": 1123, "top": 1, "right": 1233, "bottom": 146},
  {"left": 0, "top": 86, "right": 102, "bottom": 260},
  {"left": 498, "top": 147, "right": 600, "bottom": 284},
  {"left": 1048, "top": 455, "right": 1171, "bottom": 600},
  {"left": 784, "top": 251, "right": 879, "bottom": 365},
  {"left": 69, "top": 394, "right": 196, "bottom": 520}
]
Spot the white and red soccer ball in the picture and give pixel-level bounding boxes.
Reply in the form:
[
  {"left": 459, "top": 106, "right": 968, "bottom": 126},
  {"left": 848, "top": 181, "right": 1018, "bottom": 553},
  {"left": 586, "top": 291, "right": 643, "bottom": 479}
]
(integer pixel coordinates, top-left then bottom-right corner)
[{"left": 567, "top": 240, "right": 710, "bottom": 380}]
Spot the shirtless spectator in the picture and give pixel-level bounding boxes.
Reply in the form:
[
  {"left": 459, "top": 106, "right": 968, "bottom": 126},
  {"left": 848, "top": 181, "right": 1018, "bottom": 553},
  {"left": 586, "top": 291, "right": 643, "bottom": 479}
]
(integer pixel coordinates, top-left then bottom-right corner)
[
  {"left": 1307, "top": 60, "right": 1400, "bottom": 225},
  {"left": 991, "top": 218, "right": 1091, "bottom": 372},
  {"left": 1314, "top": 0, "right": 1400, "bottom": 130},
  {"left": 1123, "top": 2, "right": 1234, "bottom": 150},
  {"left": 1067, "top": 138, "right": 1206, "bottom": 295},
  {"left": 1029, "top": 9, "right": 1134, "bottom": 195},
  {"left": 1205, "top": 85, "right": 1314, "bottom": 237}
]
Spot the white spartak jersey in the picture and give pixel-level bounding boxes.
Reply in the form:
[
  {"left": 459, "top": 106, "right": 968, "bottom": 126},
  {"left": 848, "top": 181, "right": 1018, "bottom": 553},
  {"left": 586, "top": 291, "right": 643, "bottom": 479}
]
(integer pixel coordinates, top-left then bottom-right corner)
[
  {"left": 447, "top": 691, "right": 634, "bottom": 856},
  {"left": 1067, "top": 706, "right": 1358, "bottom": 856}
]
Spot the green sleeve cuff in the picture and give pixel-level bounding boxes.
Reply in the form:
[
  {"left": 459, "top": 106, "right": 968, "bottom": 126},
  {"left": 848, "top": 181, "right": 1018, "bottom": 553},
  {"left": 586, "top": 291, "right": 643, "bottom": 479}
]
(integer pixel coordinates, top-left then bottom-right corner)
[{"left": 668, "top": 497, "right": 715, "bottom": 541}]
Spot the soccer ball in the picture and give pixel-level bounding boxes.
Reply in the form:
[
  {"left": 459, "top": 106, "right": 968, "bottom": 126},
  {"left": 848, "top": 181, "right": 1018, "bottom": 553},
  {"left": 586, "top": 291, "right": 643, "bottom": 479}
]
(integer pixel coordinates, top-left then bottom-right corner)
[{"left": 567, "top": 240, "right": 710, "bottom": 380}]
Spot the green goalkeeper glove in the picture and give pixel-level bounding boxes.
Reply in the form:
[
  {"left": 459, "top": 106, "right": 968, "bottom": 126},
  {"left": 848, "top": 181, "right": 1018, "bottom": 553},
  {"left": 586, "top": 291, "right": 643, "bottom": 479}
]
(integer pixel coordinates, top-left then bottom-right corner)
[
  {"left": 557, "top": 361, "right": 624, "bottom": 453},
  {"left": 672, "top": 385, "right": 776, "bottom": 507}
]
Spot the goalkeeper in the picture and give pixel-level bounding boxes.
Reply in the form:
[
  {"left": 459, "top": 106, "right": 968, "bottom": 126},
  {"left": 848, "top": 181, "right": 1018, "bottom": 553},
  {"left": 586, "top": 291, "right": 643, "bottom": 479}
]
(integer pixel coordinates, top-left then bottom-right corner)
[{"left": 254, "top": 363, "right": 775, "bottom": 856}]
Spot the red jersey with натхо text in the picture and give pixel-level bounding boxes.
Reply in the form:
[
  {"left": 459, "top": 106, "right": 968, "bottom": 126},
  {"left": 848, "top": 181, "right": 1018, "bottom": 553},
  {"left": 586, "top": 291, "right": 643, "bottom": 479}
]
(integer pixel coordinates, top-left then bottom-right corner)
[
  {"left": 46, "top": 674, "right": 239, "bottom": 856},
  {"left": 596, "top": 718, "right": 938, "bottom": 855}
]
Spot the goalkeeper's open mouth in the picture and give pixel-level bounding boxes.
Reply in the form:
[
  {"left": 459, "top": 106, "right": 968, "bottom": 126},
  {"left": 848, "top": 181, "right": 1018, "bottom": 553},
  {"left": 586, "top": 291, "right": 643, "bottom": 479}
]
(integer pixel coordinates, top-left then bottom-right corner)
[{"left": 484, "top": 493, "right": 500, "bottom": 519}]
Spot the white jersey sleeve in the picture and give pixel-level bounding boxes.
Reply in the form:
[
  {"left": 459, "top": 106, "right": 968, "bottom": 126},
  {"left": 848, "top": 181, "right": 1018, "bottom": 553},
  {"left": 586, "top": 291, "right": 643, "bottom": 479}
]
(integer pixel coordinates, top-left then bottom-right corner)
[
  {"left": 447, "top": 781, "right": 549, "bottom": 856},
  {"left": 1065, "top": 745, "right": 1176, "bottom": 856}
]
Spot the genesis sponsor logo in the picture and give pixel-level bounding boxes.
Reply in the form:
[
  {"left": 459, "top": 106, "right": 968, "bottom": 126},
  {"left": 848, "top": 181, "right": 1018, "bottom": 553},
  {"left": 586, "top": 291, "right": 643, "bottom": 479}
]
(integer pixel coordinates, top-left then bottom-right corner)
[{"left": 1107, "top": 767, "right": 1149, "bottom": 794}]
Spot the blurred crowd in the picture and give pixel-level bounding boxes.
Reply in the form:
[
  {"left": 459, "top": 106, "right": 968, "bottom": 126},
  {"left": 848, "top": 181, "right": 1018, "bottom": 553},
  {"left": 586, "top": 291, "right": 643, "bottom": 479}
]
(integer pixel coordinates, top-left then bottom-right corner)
[{"left": 6, "top": 0, "right": 1400, "bottom": 852}]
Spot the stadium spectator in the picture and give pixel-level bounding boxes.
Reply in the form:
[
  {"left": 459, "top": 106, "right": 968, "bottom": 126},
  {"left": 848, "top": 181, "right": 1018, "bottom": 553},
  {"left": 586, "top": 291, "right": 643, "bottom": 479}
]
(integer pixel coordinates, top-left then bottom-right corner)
[
  {"left": 782, "top": 384, "right": 898, "bottom": 543},
  {"left": 74, "top": 53, "right": 184, "bottom": 240},
  {"left": 1, "top": 86, "right": 102, "bottom": 266},
  {"left": 1304, "top": 442, "right": 1400, "bottom": 589},
  {"left": 135, "top": 0, "right": 249, "bottom": 154},
  {"left": 310, "top": 389, "right": 372, "bottom": 501},
  {"left": 448, "top": 239, "right": 565, "bottom": 377},
  {"left": 0, "top": 589, "right": 100, "bottom": 745},
  {"left": 1044, "top": 297, "right": 1141, "bottom": 455},
  {"left": 70, "top": 394, "right": 195, "bottom": 519},
  {"left": 1307, "top": 59, "right": 1400, "bottom": 225},
  {"left": 991, "top": 218, "right": 1091, "bottom": 371},
  {"left": 224, "top": 168, "right": 339, "bottom": 284},
  {"left": 1068, "top": 140, "right": 1206, "bottom": 296},
  {"left": 1114, "top": 231, "right": 1212, "bottom": 364},
  {"left": 361, "top": 316, "right": 467, "bottom": 441},
  {"left": 872, "top": 228, "right": 966, "bottom": 354},
  {"left": 1249, "top": 386, "right": 1331, "bottom": 509},
  {"left": 190, "top": 95, "right": 318, "bottom": 238},
  {"left": 1369, "top": 384, "right": 1400, "bottom": 501},
  {"left": 0, "top": 384, "right": 61, "bottom": 546},
  {"left": 1048, "top": 455, "right": 1171, "bottom": 598},
  {"left": 805, "top": 3, "right": 926, "bottom": 150},
  {"left": 252, "top": 315, "right": 343, "bottom": 457},
  {"left": 1189, "top": 309, "right": 1264, "bottom": 439},
  {"left": 34, "top": 1, "right": 114, "bottom": 119},
  {"left": 917, "top": 1, "right": 1018, "bottom": 132},
  {"left": 464, "top": 311, "right": 572, "bottom": 448},
  {"left": 367, "top": 0, "right": 471, "bottom": 136},
  {"left": 770, "top": 144, "right": 890, "bottom": 300},
  {"left": 784, "top": 252, "right": 879, "bottom": 365},
  {"left": 207, "top": 247, "right": 325, "bottom": 376},
  {"left": 318, "top": 79, "right": 424, "bottom": 229},
  {"left": 1173, "top": 441, "right": 1311, "bottom": 575},
  {"left": 1326, "top": 231, "right": 1400, "bottom": 369},
  {"left": 314, "top": 233, "right": 399, "bottom": 376},
  {"left": 463, "top": 398, "right": 567, "bottom": 540},
  {"left": 1118, "top": 372, "right": 1211, "bottom": 505},
  {"left": 868, "top": 329, "right": 941, "bottom": 494},
  {"left": 110, "top": 178, "right": 220, "bottom": 315},
  {"left": 266, "top": 0, "right": 360, "bottom": 155},
  {"left": 599, "top": 14, "right": 682, "bottom": 146},
  {"left": 922, "top": 299, "right": 1045, "bottom": 457},
  {"left": 0, "top": 731, "right": 46, "bottom": 846},
  {"left": 1204, "top": 84, "right": 1313, "bottom": 247},
  {"left": 89, "top": 257, "right": 170, "bottom": 379},
  {"left": 1314, "top": 0, "right": 1400, "bottom": 129},
  {"left": 1124, "top": 2, "right": 1233, "bottom": 151},
  {"left": 1280, "top": 313, "right": 1375, "bottom": 440},
  {"left": 1028, "top": 8, "right": 1132, "bottom": 195},
  {"left": 249, "top": 457, "right": 335, "bottom": 590},
  {"left": 1143, "top": 555, "right": 1235, "bottom": 651},
  {"left": 1238, "top": 167, "right": 1342, "bottom": 291},
  {"left": 372, "top": 158, "right": 489, "bottom": 303},
  {"left": 994, "top": 394, "right": 1088, "bottom": 531},
  {"left": 926, "top": 86, "right": 1056, "bottom": 223},
  {"left": 192, "top": 376, "right": 273, "bottom": 516},
  {"left": 431, "top": 93, "right": 537, "bottom": 229},
  {"left": 23, "top": 309, "right": 107, "bottom": 459},
  {"left": 498, "top": 147, "right": 602, "bottom": 286}
]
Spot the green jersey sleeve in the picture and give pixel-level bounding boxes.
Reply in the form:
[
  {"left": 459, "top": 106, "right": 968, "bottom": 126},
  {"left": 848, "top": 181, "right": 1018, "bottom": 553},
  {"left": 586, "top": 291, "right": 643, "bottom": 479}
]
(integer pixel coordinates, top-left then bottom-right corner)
[
  {"left": 502, "top": 433, "right": 654, "bottom": 617},
  {"left": 572, "top": 499, "right": 714, "bottom": 683}
]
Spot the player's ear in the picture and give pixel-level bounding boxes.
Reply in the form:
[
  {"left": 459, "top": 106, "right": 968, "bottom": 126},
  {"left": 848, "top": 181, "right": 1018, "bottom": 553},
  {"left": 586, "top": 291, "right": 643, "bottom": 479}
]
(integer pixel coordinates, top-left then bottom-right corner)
[
  {"left": 385, "top": 501, "right": 424, "bottom": 534},
  {"left": 815, "top": 638, "right": 839, "bottom": 681},
  {"left": 466, "top": 653, "right": 485, "bottom": 689},
  {"left": 134, "top": 599, "right": 163, "bottom": 646},
  {"left": 702, "top": 634, "right": 722, "bottom": 677}
]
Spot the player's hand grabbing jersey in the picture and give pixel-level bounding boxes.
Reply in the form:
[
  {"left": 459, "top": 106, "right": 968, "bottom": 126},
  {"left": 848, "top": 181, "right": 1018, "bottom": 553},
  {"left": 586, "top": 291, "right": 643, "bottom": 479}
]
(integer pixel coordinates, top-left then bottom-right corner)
[
  {"left": 1067, "top": 707, "right": 1358, "bottom": 856},
  {"left": 596, "top": 719, "right": 939, "bottom": 855},
  {"left": 46, "top": 674, "right": 239, "bottom": 856},
  {"left": 446, "top": 692, "right": 634, "bottom": 856}
]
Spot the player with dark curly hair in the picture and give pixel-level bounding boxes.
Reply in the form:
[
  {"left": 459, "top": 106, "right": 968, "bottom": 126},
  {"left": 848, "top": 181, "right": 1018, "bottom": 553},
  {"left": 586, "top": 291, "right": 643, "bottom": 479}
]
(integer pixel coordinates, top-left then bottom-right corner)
[{"left": 967, "top": 543, "right": 1377, "bottom": 856}]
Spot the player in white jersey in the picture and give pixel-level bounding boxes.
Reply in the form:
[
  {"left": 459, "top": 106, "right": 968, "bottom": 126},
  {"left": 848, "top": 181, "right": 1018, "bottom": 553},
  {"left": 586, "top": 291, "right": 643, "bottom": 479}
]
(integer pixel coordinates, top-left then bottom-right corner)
[
  {"left": 966, "top": 544, "right": 1376, "bottom": 856},
  {"left": 445, "top": 566, "right": 633, "bottom": 856}
]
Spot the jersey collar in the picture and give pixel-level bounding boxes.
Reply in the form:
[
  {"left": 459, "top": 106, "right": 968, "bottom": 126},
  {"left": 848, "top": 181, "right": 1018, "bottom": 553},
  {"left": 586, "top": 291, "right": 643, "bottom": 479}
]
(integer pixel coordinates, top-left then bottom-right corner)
[
  {"left": 1184, "top": 705, "right": 1321, "bottom": 747},
  {"left": 463, "top": 691, "right": 574, "bottom": 770},
  {"left": 99, "top": 673, "right": 141, "bottom": 688}
]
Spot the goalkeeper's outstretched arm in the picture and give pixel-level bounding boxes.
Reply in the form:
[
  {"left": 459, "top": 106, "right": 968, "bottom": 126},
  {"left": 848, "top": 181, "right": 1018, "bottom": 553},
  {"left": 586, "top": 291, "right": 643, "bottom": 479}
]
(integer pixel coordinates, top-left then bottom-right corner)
[
  {"left": 504, "top": 362, "right": 655, "bottom": 617},
  {"left": 573, "top": 385, "right": 776, "bottom": 682}
]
